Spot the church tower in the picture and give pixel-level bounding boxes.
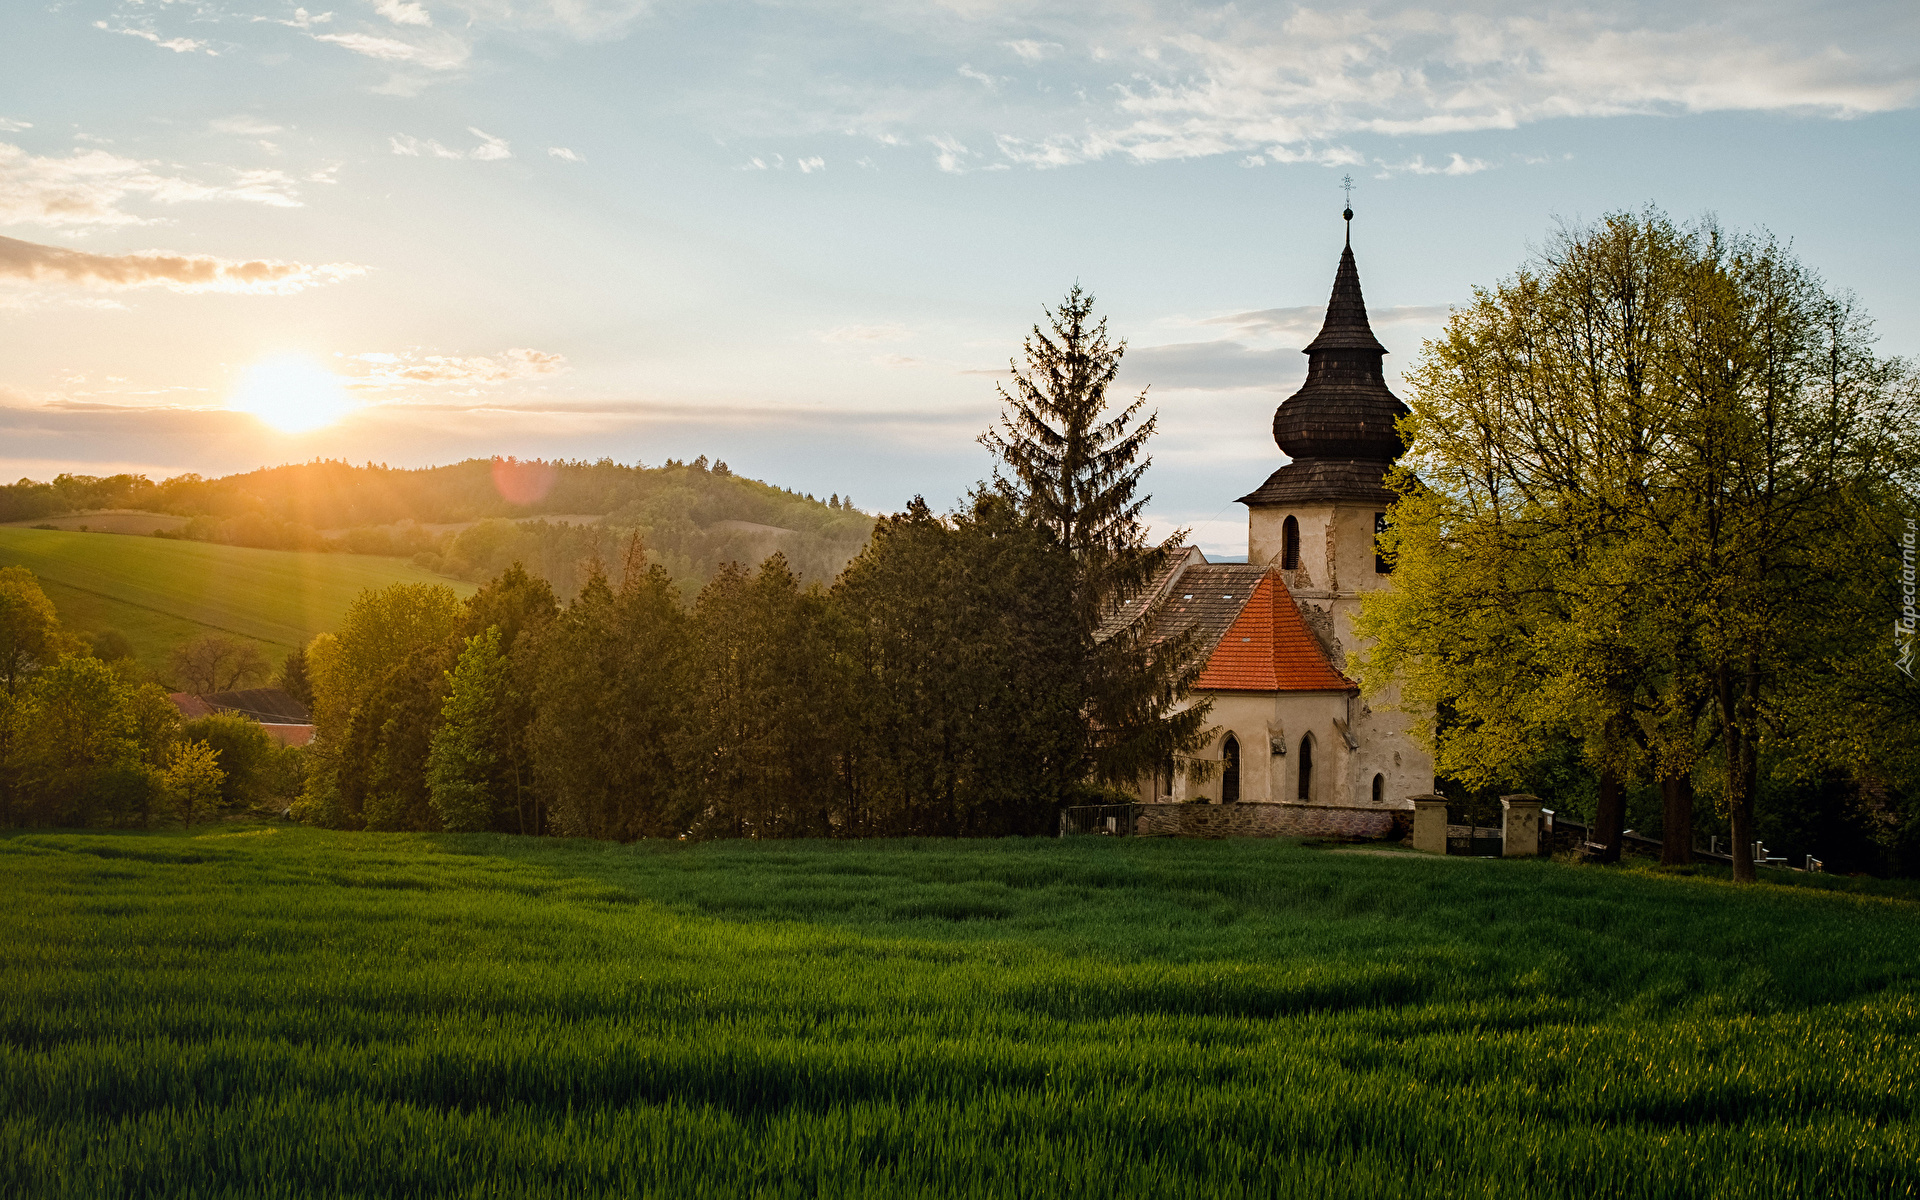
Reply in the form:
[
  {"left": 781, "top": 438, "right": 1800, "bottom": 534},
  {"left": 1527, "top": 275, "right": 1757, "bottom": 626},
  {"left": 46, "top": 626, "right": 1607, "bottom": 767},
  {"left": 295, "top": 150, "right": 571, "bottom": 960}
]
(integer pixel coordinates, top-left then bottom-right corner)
[
  {"left": 1236, "top": 211, "right": 1434, "bottom": 804},
  {"left": 1239, "top": 210, "right": 1407, "bottom": 658}
]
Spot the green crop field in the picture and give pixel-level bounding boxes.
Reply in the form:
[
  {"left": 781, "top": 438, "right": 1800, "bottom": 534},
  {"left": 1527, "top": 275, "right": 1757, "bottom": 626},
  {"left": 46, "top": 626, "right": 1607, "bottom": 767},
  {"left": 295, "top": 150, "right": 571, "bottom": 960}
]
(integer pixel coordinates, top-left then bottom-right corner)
[
  {"left": 0, "top": 528, "right": 474, "bottom": 673},
  {"left": 2, "top": 831, "right": 1915, "bottom": 1198}
]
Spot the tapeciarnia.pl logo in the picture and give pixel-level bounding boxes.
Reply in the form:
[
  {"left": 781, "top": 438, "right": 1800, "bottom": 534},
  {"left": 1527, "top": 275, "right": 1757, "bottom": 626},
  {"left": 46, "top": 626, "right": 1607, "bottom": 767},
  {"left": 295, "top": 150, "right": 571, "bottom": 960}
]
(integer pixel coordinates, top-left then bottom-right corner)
[{"left": 1900, "top": 517, "right": 1917, "bottom": 678}]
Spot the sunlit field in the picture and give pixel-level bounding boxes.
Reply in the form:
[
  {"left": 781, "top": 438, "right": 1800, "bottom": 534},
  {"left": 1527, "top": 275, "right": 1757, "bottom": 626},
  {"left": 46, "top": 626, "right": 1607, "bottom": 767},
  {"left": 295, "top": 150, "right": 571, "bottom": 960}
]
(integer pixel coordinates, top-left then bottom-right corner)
[
  {"left": 0, "top": 528, "right": 472, "bottom": 672},
  {"left": 2, "top": 829, "right": 1915, "bottom": 1198}
]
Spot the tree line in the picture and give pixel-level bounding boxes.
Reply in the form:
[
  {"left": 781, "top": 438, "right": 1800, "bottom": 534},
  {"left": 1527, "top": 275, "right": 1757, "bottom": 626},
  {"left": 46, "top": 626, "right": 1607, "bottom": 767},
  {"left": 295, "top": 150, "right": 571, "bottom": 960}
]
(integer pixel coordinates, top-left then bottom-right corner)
[
  {"left": 1358, "top": 208, "right": 1920, "bottom": 881},
  {"left": 0, "top": 568, "right": 304, "bottom": 828},
  {"left": 292, "top": 288, "right": 1205, "bottom": 838}
]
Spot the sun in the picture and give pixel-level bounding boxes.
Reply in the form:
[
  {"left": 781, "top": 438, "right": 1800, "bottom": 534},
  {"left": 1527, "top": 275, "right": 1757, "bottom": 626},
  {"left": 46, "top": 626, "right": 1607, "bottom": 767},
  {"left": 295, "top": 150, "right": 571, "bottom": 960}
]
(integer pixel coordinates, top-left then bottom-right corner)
[{"left": 230, "top": 356, "right": 354, "bottom": 433}]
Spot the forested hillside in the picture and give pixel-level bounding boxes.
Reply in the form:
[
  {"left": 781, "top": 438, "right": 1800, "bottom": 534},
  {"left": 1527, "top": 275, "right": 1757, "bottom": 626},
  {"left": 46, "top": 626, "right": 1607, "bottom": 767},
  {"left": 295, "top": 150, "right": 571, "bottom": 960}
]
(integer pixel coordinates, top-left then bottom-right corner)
[{"left": 0, "top": 457, "right": 876, "bottom": 589}]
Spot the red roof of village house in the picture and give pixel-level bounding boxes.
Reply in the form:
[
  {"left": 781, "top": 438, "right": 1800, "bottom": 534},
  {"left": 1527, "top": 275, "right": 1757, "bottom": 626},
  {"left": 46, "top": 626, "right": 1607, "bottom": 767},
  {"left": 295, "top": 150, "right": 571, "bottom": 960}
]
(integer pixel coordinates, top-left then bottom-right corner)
[{"left": 1193, "top": 571, "right": 1355, "bottom": 692}]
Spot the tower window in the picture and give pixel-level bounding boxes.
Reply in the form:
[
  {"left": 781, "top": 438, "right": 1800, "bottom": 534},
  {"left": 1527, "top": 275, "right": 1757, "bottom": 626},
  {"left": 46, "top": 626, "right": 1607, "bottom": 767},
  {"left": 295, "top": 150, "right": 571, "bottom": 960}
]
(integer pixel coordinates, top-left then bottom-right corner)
[
  {"left": 1372, "top": 773, "right": 1384, "bottom": 804},
  {"left": 1222, "top": 735, "right": 1241, "bottom": 803},
  {"left": 1281, "top": 515, "right": 1301, "bottom": 570},
  {"left": 1375, "top": 512, "right": 1392, "bottom": 574},
  {"left": 1297, "top": 735, "right": 1314, "bottom": 800}
]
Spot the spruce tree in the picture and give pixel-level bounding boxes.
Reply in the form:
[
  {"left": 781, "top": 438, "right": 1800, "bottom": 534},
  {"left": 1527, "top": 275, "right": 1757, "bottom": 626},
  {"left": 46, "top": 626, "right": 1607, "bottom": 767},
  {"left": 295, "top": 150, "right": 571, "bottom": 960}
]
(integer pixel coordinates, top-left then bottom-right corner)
[
  {"left": 979, "top": 286, "right": 1211, "bottom": 790},
  {"left": 981, "top": 284, "right": 1155, "bottom": 566},
  {"left": 428, "top": 626, "right": 510, "bottom": 833}
]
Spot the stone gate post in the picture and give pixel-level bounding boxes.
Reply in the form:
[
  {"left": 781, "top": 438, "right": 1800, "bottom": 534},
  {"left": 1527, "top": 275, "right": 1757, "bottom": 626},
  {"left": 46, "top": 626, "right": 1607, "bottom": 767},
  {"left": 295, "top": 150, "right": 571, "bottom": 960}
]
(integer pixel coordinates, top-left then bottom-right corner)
[
  {"left": 1501, "top": 794, "right": 1545, "bottom": 858},
  {"left": 1410, "top": 794, "right": 1449, "bottom": 855}
]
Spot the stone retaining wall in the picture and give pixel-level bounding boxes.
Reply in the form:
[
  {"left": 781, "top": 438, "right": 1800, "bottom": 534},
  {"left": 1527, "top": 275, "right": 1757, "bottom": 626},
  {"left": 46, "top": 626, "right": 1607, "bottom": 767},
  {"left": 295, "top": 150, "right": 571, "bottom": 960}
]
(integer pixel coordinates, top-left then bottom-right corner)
[{"left": 1133, "top": 802, "right": 1410, "bottom": 841}]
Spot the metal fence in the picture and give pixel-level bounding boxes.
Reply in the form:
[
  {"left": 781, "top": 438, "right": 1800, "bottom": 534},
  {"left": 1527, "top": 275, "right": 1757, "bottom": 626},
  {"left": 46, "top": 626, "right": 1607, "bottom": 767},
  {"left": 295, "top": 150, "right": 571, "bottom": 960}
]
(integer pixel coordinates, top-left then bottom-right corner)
[{"left": 1059, "top": 804, "right": 1138, "bottom": 837}]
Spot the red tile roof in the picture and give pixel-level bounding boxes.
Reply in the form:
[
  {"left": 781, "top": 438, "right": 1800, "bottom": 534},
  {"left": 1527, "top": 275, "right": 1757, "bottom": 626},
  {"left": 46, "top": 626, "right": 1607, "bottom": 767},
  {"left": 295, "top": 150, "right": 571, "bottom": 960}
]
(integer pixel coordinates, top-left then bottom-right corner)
[{"left": 1192, "top": 570, "right": 1356, "bottom": 693}]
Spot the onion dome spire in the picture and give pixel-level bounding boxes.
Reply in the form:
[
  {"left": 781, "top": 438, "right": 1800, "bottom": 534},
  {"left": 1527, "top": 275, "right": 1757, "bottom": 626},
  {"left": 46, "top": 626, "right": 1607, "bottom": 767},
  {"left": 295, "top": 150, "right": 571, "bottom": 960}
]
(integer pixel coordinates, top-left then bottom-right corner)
[{"left": 1238, "top": 208, "right": 1410, "bottom": 508}]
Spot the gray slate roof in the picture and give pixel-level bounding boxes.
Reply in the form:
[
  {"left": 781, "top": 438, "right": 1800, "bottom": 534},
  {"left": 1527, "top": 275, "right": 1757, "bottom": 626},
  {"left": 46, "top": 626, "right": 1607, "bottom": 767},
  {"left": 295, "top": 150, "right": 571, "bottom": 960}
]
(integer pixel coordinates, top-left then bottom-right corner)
[{"left": 1138, "top": 562, "right": 1270, "bottom": 660}]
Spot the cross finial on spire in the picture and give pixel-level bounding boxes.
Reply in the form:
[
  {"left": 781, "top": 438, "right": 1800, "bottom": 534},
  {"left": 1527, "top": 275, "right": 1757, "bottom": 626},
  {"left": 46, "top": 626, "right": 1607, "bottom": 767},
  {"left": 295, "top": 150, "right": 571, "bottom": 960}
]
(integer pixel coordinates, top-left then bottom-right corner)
[{"left": 1340, "top": 175, "right": 1354, "bottom": 244}]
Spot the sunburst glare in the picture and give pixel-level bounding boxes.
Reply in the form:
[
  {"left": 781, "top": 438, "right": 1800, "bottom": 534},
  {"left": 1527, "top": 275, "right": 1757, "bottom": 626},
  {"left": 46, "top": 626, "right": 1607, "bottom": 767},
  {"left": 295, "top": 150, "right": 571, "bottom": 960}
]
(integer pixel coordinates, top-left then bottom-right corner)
[{"left": 229, "top": 356, "right": 354, "bottom": 433}]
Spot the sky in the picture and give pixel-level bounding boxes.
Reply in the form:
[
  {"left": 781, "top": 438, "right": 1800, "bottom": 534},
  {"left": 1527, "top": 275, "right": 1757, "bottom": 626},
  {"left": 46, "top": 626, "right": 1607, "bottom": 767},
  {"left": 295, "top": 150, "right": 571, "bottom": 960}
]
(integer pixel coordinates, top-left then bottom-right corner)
[{"left": 2, "top": 0, "right": 1917, "bottom": 555}]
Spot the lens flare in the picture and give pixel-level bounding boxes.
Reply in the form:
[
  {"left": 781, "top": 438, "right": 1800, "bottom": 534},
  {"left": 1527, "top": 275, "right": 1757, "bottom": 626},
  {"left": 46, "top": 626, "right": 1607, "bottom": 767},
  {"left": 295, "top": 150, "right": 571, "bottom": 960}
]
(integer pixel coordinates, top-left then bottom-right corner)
[{"left": 230, "top": 356, "right": 353, "bottom": 433}]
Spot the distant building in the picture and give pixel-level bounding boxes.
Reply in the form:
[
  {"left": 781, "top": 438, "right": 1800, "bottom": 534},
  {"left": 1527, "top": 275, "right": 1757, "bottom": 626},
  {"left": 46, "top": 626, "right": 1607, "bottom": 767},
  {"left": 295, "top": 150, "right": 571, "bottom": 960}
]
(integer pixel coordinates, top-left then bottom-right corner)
[
  {"left": 1125, "top": 217, "right": 1435, "bottom": 812},
  {"left": 168, "top": 687, "right": 315, "bottom": 748}
]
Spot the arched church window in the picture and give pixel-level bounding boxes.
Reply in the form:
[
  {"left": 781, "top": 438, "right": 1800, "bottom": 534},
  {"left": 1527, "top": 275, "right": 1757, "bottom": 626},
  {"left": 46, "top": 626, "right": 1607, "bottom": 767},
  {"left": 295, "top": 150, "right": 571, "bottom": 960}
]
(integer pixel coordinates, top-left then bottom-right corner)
[
  {"left": 1372, "top": 773, "right": 1384, "bottom": 804},
  {"left": 1297, "top": 735, "right": 1314, "bottom": 800},
  {"left": 1281, "top": 516, "right": 1301, "bottom": 570},
  {"left": 1222, "top": 735, "right": 1241, "bottom": 803}
]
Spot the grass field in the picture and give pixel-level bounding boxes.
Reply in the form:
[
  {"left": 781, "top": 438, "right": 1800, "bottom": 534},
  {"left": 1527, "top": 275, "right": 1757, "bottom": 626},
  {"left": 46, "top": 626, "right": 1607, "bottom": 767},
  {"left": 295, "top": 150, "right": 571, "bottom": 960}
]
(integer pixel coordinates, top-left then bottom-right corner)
[
  {"left": 2, "top": 830, "right": 1915, "bottom": 1198},
  {"left": 0, "top": 528, "right": 474, "bottom": 674}
]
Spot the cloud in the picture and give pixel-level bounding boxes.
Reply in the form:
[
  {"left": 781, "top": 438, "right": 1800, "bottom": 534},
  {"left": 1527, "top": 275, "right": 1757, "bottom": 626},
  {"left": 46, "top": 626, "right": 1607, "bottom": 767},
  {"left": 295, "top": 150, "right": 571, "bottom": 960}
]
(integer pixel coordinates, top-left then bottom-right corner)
[
  {"left": 209, "top": 116, "right": 286, "bottom": 137},
  {"left": 1203, "top": 304, "right": 1452, "bottom": 338},
  {"left": 774, "top": 2, "right": 1919, "bottom": 172},
  {"left": 313, "top": 31, "right": 467, "bottom": 69},
  {"left": 466, "top": 128, "right": 511, "bottom": 160},
  {"left": 928, "top": 135, "right": 972, "bottom": 174},
  {"left": 0, "top": 119, "right": 30, "bottom": 134},
  {"left": 0, "top": 143, "right": 304, "bottom": 227},
  {"left": 797, "top": 155, "right": 825, "bottom": 173},
  {"left": 434, "top": 0, "right": 654, "bottom": 41},
  {"left": 1382, "top": 153, "right": 1493, "bottom": 176},
  {"left": 957, "top": 64, "right": 1003, "bottom": 92},
  {"left": 375, "top": 0, "right": 433, "bottom": 26},
  {"left": 352, "top": 346, "right": 569, "bottom": 386},
  {"left": 1005, "top": 40, "right": 1061, "bottom": 63},
  {"left": 0, "top": 234, "right": 367, "bottom": 294},
  {"left": 1121, "top": 340, "right": 1302, "bottom": 391},
  {"left": 548, "top": 146, "right": 584, "bottom": 162},
  {"left": 389, "top": 129, "right": 511, "bottom": 160},
  {"left": 264, "top": 8, "right": 335, "bottom": 29},
  {"left": 818, "top": 323, "right": 910, "bottom": 343},
  {"left": 94, "top": 23, "right": 216, "bottom": 55}
]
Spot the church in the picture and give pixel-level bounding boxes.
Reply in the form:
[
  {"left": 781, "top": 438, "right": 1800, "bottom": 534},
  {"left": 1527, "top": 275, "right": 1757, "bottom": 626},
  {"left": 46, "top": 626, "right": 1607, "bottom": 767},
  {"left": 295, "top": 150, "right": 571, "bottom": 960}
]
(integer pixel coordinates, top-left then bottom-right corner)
[{"left": 1124, "top": 214, "right": 1435, "bottom": 824}]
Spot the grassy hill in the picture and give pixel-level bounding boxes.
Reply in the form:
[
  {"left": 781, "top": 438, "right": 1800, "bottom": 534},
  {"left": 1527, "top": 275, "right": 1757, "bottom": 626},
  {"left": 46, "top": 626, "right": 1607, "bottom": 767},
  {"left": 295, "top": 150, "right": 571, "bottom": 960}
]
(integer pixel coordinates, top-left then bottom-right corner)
[
  {"left": 0, "top": 528, "right": 474, "bottom": 674},
  {"left": 0, "top": 458, "right": 877, "bottom": 591},
  {"left": 2, "top": 830, "right": 1914, "bottom": 1197}
]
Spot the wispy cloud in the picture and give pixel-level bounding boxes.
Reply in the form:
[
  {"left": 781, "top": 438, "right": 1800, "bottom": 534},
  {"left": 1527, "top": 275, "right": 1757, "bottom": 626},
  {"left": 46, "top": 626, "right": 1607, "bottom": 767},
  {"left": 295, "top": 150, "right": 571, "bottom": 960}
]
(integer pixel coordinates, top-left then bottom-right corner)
[
  {"left": 772, "top": 2, "right": 1920, "bottom": 172},
  {"left": 434, "top": 0, "right": 654, "bottom": 41},
  {"left": 389, "top": 129, "right": 511, "bottom": 160},
  {"left": 1121, "top": 340, "right": 1301, "bottom": 391},
  {"left": 1203, "top": 304, "right": 1452, "bottom": 338},
  {"left": 1381, "top": 153, "right": 1492, "bottom": 177},
  {"left": 313, "top": 30, "right": 467, "bottom": 69},
  {"left": 0, "top": 234, "right": 366, "bottom": 294},
  {"left": 817, "top": 323, "right": 910, "bottom": 343},
  {"left": 0, "top": 119, "right": 32, "bottom": 134},
  {"left": 957, "top": 64, "right": 1003, "bottom": 92},
  {"left": 262, "top": 8, "right": 334, "bottom": 29},
  {"left": 548, "top": 146, "right": 584, "bottom": 162},
  {"left": 375, "top": 0, "right": 433, "bottom": 27},
  {"left": 209, "top": 116, "right": 285, "bottom": 137},
  {"left": 1004, "top": 40, "right": 1061, "bottom": 63},
  {"left": 93, "top": 22, "right": 216, "bottom": 55},
  {"left": 352, "top": 346, "right": 568, "bottom": 386},
  {"left": 0, "top": 143, "right": 304, "bottom": 227}
]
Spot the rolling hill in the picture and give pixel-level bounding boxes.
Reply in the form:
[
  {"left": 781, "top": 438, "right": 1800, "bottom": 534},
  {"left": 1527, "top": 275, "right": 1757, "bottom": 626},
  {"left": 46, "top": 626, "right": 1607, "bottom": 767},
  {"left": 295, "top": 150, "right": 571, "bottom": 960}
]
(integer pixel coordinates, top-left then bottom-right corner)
[{"left": 0, "top": 528, "right": 475, "bottom": 675}]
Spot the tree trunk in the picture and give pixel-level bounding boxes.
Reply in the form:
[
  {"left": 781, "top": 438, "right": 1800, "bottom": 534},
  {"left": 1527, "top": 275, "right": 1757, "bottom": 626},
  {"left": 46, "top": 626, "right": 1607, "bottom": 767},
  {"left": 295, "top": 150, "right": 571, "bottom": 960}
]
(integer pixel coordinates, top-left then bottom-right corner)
[
  {"left": 1726, "top": 724, "right": 1758, "bottom": 883},
  {"left": 1728, "top": 779, "right": 1756, "bottom": 882},
  {"left": 1593, "top": 767, "right": 1625, "bottom": 864},
  {"left": 1659, "top": 773, "right": 1694, "bottom": 865}
]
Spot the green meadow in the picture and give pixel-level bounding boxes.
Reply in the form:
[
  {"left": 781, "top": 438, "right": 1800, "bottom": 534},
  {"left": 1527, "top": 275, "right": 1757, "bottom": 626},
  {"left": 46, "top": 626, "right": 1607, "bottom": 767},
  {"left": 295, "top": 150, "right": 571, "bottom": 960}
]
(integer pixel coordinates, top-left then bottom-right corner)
[
  {"left": 0, "top": 528, "right": 473, "bottom": 672},
  {"left": 3, "top": 830, "right": 1915, "bottom": 1198}
]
